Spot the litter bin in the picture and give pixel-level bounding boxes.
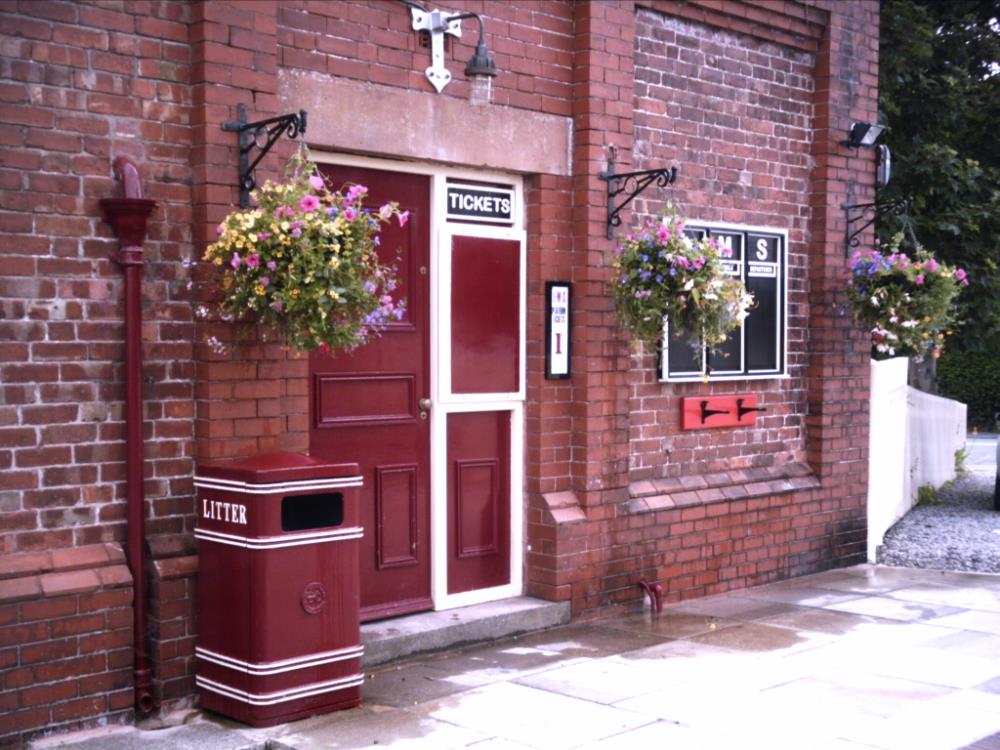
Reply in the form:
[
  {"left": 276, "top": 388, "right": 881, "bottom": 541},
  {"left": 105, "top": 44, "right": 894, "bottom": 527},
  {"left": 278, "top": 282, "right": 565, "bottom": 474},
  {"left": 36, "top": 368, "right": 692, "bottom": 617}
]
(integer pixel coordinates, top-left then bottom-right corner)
[{"left": 193, "top": 452, "right": 364, "bottom": 727}]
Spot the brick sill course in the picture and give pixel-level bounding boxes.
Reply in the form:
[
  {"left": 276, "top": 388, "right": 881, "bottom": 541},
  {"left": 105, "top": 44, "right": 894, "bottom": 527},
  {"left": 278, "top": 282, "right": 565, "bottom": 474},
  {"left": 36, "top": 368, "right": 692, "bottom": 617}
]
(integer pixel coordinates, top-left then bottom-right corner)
[
  {"left": 0, "top": 543, "right": 131, "bottom": 602},
  {"left": 627, "top": 462, "right": 820, "bottom": 514}
]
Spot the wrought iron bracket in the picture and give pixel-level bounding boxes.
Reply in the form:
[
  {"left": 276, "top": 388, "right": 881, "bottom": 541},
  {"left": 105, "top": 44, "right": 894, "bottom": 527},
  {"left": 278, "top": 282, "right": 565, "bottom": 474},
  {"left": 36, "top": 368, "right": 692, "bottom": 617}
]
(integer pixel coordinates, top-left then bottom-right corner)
[
  {"left": 841, "top": 196, "right": 910, "bottom": 256},
  {"left": 597, "top": 151, "right": 678, "bottom": 239},
  {"left": 222, "top": 104, "right": 307, "bottom": 208}
]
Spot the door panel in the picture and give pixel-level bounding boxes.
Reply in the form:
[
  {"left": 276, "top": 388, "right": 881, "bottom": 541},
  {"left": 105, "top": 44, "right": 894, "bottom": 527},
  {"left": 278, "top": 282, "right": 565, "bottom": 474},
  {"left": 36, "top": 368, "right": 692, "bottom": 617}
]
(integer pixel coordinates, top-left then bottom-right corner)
[
  {"left": 446, "top": 411, "right": 511, "bottom": 595},
  {"left": 450, "top": 236, "right": 521, "bottom": 394},
  {"left": 310, "top": 165, "right": 431, "bottom": 622}
]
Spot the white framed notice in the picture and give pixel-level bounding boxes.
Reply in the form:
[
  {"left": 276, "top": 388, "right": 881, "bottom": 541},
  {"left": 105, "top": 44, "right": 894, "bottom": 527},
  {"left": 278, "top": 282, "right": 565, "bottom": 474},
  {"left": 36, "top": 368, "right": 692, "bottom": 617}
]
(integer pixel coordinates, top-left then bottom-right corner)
[{"left": 545, "top": 281, "right": 571, "bottom": 379}]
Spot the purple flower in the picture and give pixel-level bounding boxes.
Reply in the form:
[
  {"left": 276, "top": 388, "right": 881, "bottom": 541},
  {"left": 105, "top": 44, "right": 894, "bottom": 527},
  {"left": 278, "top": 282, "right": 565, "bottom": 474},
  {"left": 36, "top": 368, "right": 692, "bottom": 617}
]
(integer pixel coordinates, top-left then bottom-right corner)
[
  {"left": 270, "top": 301, "right": 284, "bottom": 312},
  {"left": 299, "top": 195, "right": 320, "bottom": 213},
  {"left": 230, "top": 252, "right": 241, "bottom": 269},
  {"left": 379, "top": 203, "right": 394, "bottom": 220},
  {"left": 245, "top": 253, "right": 260, "bottom": 269},
  {"left": 260, "top": 276, "right": 270, "bottom": 287},
  {"left": 309, "top": 174, "right": 325, "bottom": 191},
  {"left": 397, "top": 210, "right": 409, "bottom": 227},
  {"left": 291, "top": 227, "right": 302, "bottom": 237},
  {"left": 267, "top": 260, "right": 277, "bottom": 271}
]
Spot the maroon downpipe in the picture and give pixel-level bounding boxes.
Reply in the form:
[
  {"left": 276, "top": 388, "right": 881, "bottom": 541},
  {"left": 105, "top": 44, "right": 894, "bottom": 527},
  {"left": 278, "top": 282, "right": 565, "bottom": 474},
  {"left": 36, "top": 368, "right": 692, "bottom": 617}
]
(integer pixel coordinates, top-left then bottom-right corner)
[{"left": 99, "top": 157, "right": 158, "bottom": 716}]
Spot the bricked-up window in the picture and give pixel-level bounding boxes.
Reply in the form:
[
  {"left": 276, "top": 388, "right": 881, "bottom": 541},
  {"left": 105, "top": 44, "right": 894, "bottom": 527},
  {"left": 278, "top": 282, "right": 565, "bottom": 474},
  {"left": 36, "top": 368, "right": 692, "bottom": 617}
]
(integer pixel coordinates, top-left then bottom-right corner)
[{"left": 660, "top": 222, "right": 787, "bottom": 382}]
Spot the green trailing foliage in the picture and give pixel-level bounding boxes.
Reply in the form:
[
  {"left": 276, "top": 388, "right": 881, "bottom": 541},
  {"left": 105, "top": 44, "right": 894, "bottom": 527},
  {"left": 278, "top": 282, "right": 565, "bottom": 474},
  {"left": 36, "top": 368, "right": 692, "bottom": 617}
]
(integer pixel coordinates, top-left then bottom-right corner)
[
  {"left": 937, "top": 349, "right": 1000, "bottom": 429},
  {"left": 878, "top": 0, "right": 1000, "bottom": 354}
]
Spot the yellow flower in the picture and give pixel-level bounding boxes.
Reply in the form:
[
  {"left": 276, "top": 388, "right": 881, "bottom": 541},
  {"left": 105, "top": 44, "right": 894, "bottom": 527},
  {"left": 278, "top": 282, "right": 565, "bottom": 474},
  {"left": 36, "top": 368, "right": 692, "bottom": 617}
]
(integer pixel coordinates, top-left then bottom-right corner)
[
  {"left": 328, "top": 257, "right": 340, "bottom": 269},
  {"left": 280, "top": 221, "right": 290, "bottom": 232},
  {"left": 213, "top": 256, "right": 223, "bottom": 265},
  {"left": 290, "top": 289, "right": 300, "bottom": 298},
  {"left": 255, "top": 284, "right": 266, "bottom": 296},
  {"left": 328, "top": 290, "right": 340, "bottom": 300}
]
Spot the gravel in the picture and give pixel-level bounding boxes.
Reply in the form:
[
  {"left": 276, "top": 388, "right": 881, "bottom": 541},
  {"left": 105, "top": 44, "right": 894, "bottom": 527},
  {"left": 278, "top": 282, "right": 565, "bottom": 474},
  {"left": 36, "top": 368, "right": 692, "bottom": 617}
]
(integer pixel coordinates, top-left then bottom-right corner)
[{"left": 878, "top": 468, "right": 1000, "bottom": 573}]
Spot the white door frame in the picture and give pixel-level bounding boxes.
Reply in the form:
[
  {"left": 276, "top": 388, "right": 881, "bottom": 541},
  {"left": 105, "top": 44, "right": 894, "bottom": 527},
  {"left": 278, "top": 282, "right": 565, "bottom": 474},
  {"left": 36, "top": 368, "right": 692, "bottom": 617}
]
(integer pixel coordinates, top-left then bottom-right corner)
[{"left": 310, "top": 151, "right": 526, "bottom": 612}]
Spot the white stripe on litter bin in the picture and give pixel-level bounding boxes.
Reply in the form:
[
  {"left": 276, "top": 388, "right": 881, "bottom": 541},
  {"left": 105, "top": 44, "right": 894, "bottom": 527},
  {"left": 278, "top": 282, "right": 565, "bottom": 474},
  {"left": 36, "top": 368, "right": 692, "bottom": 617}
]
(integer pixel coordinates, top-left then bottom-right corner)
[
  {"left": 192, "top": 475, "right": 363, "bottom": 494},
  {"left": 196, "top": 644, "right": 363, "bottom": 676},
  {"left": 196, "top": 672, "right": 364, "bottom": 706},
  {"left": 194, "top": 526, "right": 364, "bottom": 549}
]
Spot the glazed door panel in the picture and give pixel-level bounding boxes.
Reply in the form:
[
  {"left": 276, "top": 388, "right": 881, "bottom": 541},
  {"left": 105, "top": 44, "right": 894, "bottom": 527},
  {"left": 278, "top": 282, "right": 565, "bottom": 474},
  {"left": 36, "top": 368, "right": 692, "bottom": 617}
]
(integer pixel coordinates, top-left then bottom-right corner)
[{"left": 310, "top": 165, "right": 431, "bottom": 622}]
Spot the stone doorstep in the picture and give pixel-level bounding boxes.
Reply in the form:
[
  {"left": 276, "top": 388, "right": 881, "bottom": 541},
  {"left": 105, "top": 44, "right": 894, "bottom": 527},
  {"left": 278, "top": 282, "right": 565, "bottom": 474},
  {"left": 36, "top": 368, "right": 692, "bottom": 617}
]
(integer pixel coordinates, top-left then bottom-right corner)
[{"left": 359, "top": 596, "right": 572, "bottom": 669}]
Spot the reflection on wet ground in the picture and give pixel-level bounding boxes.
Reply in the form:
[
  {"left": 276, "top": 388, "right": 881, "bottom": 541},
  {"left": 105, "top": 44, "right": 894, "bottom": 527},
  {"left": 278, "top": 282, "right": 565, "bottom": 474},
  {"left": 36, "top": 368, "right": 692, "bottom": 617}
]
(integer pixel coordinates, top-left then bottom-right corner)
[
  {"left": 44, "top": 564, "right": 1000, "bottom": 750},
  {"left": 258, "top": 565, "right": 1000, "bottom": 750}
]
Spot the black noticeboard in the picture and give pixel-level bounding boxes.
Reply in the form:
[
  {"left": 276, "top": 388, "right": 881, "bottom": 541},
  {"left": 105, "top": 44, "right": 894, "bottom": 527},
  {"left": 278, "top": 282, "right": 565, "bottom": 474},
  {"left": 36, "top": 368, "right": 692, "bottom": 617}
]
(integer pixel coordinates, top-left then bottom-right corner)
[{"left": 660, "top": 223, "right": 786, "bottom": 381}]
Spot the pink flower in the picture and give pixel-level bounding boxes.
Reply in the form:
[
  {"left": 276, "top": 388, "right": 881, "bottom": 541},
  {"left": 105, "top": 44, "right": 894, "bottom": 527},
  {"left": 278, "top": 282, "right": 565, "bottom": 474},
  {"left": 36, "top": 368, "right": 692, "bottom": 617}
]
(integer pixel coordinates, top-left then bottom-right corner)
[
  {"left": 926, "top": 258, "right": 939, "bottom": 272},
  {"left": 299, "top": 195, "right": 320, "bottom": 213},
  {"left": 260, "top": 276, "right": 270, "bottom": 287},
  {"left": 309, "top": 174, "right": 325, "bottom": 191},
  {"left": 914, "top": 274, "right": 925, "bottom": 285},
  {"left": 954, "top": 268, "right": 968, "bottom": 285},
  {"left": 230, "top": 252, "right": 241, "bottom": 269},
  {"left": 397, "top": 210, "right": 410, "bottom": 227},
  {"left": 245, "top": 253, "right": 260, "bottom": 269},
  {"left": 344, "top": 207, "right": 357, "bottom": 221},
  {"left": 267, "top": 260, "right": 277, "bottom": 271},
  {"left": 379, "top": 203, "right": 394, "bottom": 220}
]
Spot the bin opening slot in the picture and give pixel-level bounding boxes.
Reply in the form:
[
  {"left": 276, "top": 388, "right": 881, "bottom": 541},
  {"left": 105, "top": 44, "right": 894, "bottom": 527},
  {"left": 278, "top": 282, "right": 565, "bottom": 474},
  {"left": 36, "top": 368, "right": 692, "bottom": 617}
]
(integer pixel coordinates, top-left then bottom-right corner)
[{"left": 281, "top": 492, "right": 344, "bottom": 531}]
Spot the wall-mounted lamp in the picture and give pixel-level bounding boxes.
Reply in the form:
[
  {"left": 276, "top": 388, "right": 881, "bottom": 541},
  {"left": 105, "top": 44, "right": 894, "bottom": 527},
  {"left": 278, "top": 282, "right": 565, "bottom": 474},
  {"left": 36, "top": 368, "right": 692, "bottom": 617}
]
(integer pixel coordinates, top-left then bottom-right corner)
[
  {"left": 405, "top": 1, "right": 497, "bottom": 103},
  {"left": 842, "top": 122, "right": 886, "bottom": 148}
]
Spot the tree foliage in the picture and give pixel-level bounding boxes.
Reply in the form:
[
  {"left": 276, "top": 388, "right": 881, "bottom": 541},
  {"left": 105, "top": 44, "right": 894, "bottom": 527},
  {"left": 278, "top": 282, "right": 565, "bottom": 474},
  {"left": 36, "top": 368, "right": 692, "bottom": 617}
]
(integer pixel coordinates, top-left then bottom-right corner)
[{"left": 878, "top": 0, "right": 1000, "bottom": 351}]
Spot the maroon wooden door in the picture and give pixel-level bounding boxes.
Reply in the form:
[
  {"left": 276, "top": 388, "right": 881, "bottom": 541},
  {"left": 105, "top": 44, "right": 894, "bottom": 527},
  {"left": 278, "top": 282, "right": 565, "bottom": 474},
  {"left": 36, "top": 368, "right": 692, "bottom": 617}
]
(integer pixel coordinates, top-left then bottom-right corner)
[{"left": 309, "top": 165, "right": 431, "bottom": 622}]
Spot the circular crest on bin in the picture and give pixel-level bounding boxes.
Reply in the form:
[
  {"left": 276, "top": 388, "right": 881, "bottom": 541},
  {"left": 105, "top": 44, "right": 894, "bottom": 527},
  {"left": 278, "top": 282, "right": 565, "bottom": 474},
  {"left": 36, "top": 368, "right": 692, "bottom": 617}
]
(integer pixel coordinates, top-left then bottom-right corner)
[{"left": 300, "top": 582, "right": 327, "bottom": 615}]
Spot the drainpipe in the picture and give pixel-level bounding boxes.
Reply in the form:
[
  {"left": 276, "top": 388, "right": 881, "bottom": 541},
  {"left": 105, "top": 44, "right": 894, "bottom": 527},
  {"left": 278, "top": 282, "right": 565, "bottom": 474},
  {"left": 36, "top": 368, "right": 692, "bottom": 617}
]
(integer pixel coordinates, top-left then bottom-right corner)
[{"left": 99, "top": 157, "right": 158, "bottom": 716}]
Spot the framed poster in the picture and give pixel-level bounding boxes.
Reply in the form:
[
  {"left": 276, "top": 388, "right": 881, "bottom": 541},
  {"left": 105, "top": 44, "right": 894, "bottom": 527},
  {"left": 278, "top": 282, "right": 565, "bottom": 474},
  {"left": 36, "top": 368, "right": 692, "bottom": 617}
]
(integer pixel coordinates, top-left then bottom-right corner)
[{"left": 545, "top": 281, "right": 571, "bottom": 379}]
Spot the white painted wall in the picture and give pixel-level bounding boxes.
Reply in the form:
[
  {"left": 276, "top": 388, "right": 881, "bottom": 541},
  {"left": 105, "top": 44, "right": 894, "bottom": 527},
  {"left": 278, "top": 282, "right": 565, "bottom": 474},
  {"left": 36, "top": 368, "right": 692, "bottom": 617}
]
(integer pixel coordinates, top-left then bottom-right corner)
[
  {"left": 867, "top": 358, "right": 909, "bottom": 561},
  {"left": 866, "top": 358, "right": 968, "bottom": 561},
  {"left": 904, "top": 387, "right": 967, "bottom": 503}
]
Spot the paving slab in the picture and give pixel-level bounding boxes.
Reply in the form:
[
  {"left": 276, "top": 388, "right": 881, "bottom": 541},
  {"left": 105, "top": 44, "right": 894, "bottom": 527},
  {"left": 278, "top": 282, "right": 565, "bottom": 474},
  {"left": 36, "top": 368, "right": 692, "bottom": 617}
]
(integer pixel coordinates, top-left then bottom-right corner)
[{"left": 37, "top": 565, "right": 1000, "bottom": 750}]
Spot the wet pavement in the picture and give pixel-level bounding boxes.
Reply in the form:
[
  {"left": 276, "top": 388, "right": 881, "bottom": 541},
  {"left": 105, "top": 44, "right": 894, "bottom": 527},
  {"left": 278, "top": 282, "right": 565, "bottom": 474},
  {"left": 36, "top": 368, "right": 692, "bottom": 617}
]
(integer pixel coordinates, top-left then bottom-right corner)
[{"left": 35, "top": 564, "right": 1000, "bottom": 750}]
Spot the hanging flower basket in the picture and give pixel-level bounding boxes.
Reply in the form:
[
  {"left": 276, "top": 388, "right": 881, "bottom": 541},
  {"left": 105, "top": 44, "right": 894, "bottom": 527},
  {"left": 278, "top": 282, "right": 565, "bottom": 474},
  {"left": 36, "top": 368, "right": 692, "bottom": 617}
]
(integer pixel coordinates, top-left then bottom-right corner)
[
  {"left": 845, "top": 233, "right": 966, "bottom": 360},
  {"left": 610, "top": 207, "right": 754, "bottom": 354},
  {"left": 199, "top": 149, "right": 409, "bottom": 353}
]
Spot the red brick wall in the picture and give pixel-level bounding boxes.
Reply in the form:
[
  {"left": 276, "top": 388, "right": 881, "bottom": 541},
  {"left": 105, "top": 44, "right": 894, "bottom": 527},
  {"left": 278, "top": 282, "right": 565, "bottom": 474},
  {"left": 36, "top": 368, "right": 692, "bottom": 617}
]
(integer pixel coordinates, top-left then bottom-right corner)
[
  {"left": 0, "top": 0, "right": 879, "bottom": 742},
  {"left": 628, "top": 9, "right": 817, "bottom": 480},
  {"left": 275, "top": 0, "right": 574, "bottom": 115},
  {"left": 0, "top": 545, "right": 133, "bottom": 747},
  {"left": 0, "top": 0, "right": 196, "bottom": 553},
  {"left": 525, "top": 0, "right": 877, "bottom": 614}
]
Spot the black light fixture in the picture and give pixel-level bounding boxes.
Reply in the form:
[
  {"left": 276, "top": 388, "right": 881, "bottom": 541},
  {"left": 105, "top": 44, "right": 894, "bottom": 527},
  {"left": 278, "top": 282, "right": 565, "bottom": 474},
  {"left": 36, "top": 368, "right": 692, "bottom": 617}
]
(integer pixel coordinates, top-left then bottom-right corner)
[
  {"left": 842, "top": 122, "right": 886, "bottom": 148},
  {"left": 405, "top": 1, "right": 497, "bottom": 102}
]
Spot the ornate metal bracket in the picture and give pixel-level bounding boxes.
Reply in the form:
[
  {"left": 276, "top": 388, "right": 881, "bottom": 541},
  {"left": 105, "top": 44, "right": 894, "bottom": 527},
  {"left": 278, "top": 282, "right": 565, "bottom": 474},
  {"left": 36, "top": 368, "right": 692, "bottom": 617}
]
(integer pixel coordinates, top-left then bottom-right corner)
[
  {"left": 841, "top": 196, "right": 910, "bottom": 255},
  {"left": 597, "top": 149, "right": 678, "bottom": 239},
  {"left": 222, "top": 104, "right": 307, "bottom": 208}
]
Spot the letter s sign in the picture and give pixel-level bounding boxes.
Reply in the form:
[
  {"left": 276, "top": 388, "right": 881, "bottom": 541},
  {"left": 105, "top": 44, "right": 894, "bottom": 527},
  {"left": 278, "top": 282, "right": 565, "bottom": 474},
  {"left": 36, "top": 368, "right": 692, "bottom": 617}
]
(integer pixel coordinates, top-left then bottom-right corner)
[{"left": 756, "top": 238, "right": 769, "bottom": 260}]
